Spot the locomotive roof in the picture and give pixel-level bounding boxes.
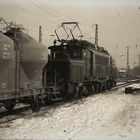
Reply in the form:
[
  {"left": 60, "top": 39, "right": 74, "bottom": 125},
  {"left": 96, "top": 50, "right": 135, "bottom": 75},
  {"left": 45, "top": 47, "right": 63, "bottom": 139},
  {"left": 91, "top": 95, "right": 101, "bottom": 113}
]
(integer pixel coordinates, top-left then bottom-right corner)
[{"left": 49, "top": 39, "right": 109, "bottom": 55}]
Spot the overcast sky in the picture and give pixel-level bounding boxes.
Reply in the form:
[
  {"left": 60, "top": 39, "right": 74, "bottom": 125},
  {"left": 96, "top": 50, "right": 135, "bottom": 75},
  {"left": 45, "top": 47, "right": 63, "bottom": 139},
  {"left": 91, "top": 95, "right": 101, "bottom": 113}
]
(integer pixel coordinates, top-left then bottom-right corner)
[{"left": 0, "top": 0, "right": 140, "bottom": 68}]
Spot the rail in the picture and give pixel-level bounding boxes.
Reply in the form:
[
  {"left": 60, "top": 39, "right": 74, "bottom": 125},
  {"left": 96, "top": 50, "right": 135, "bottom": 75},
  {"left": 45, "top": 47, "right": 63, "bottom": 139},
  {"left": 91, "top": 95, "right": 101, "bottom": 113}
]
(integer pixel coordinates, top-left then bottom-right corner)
[{"left": 0, "top": 79, "right": 139, "bottom": 125}]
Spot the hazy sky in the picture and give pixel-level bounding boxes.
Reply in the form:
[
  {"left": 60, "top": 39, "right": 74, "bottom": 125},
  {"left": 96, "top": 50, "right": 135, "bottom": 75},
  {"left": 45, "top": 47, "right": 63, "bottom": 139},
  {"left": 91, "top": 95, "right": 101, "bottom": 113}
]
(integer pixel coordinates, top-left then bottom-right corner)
[{"left": 0, "top": 0, "right": 140, "bottom": 68}]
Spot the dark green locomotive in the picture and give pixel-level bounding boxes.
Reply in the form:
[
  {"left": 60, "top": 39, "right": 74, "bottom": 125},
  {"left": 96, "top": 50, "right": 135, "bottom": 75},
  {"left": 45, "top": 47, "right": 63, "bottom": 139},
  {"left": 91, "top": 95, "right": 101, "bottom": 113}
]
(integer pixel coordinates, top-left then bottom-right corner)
[{"left": 44, "top": 22, "right": 116, "bottom": 100}]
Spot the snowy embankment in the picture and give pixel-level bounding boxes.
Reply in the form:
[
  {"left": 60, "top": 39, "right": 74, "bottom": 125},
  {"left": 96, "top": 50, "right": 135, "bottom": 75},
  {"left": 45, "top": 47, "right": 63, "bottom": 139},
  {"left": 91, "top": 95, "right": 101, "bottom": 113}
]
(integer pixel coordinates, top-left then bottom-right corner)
[{"left": 0, "top": 87, "right": 140, "bottom": 140}]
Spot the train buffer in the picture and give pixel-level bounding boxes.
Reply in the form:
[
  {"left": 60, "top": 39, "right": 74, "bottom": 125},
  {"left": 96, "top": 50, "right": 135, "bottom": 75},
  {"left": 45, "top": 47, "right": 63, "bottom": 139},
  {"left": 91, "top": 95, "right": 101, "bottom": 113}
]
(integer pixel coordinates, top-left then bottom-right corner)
[
  {"left": 47, "top": 87, "right": 62, "bottom": 101},
  {"left": 50, "top": 92, "right": 62, "bottom": 101}
]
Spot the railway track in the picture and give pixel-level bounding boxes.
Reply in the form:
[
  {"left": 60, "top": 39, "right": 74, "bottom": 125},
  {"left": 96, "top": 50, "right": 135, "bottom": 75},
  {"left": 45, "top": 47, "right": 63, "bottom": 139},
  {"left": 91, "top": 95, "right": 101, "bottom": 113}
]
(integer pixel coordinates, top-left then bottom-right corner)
[
  {"left": 0, "top": 80, "right": 138, "bottom": 125},
  {"left": 112, "top": 79, "right": 139, "bottom": 91},
  {"left": 0, "top": 106, "right": 30, "bottom": 124}
]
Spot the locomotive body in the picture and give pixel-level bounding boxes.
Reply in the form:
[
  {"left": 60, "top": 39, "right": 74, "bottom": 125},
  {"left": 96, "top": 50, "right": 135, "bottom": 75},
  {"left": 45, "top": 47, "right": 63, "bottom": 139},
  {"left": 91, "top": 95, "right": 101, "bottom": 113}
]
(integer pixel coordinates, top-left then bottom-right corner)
[
  {"left": 44, "top": 39, "right": 115, "bottom": 99},
  {"left": 43, "top": 22, "right": 116, "bottom": 99}
]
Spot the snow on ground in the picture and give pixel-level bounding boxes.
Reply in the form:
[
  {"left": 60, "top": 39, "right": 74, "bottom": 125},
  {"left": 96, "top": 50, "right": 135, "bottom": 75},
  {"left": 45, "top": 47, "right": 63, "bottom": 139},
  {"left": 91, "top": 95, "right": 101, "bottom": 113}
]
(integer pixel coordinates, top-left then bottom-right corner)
[
  {"left": 126, "top": 83, "right": 140, "bottom": 88},
  {"left": 0, "top": 87, "right": 140, "bottom": 140},
  {"left": 117, "top": 81, "right": 125, "bottom": 85}
]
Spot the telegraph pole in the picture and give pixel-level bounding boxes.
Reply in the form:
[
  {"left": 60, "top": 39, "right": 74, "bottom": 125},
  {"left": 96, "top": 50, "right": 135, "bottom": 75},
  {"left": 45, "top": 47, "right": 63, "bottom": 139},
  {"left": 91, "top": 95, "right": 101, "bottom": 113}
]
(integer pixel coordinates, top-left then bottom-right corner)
[
  {"left": 126, "top": 46, "right": 130, "bottom": 70},
  {"left": 95, "top": 24, "right": 98, "bottom": 47},
  {"left": 126, "top": 46, "right": 130, "bottom": 80},
  {"left": 39, "top": 26, "right": 42, "bottom": 43},
  {"left": 92, "top": 24, "right": 98, "bottom": 48}
]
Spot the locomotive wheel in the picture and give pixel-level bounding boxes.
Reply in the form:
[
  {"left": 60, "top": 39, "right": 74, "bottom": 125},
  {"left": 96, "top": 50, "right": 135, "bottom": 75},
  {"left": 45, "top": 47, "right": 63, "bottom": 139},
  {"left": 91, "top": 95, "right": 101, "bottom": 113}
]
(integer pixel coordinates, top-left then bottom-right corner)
[
  {"left": 5, "top": 105, "right": 14, "bottom": 112},
  {"left": 74, "top": 86, "right": 80, "bottom": 98},
  {"left": 91, "top": 85, "right": 96, "bottom": 94},
  {"left": 101, "top": 84, "right": 106, "bottom": 92},
  {"left": 97, "top": 83, "right": 101, "bottom": 93},
  {"left": 106, "top": 82, "right": 111, "bottom": 90},
  {"left": 94, "top": 83, "right": 98, "bottom": 93}
]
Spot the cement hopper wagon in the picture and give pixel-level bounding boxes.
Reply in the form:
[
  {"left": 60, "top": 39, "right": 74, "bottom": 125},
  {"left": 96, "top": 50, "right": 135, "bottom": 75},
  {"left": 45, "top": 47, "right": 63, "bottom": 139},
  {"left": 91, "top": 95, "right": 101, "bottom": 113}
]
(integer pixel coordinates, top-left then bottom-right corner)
[{"left": 0, "top": 19, "right": 48, "bottom": 111}]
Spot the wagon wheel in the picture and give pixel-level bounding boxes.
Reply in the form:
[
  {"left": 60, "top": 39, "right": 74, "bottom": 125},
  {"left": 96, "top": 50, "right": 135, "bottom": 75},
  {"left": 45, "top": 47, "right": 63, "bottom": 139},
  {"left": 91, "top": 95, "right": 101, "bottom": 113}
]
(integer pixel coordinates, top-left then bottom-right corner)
[
  {"left": 82, "top": 86, "right": 88, "bottom": 97},
  {"left": 5, "top": 103, "right": 14, "bottom": 112},
  {"left": 4, "top": 100, "right": 15, "bottom": 112},
  {"left": 30, "top": 96, "right": 40, "bottom": 112}
]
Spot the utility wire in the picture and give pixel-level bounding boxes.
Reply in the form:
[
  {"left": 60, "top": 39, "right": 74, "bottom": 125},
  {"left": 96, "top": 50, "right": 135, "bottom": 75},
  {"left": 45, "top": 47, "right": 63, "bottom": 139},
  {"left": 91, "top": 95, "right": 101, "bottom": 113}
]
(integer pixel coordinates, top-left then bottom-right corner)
[
  {"left": 33, "top": 0, "right": 75, "bottom": 22},
  {"left": 28, "top": 0, "right": 63, "bottom": 21}
]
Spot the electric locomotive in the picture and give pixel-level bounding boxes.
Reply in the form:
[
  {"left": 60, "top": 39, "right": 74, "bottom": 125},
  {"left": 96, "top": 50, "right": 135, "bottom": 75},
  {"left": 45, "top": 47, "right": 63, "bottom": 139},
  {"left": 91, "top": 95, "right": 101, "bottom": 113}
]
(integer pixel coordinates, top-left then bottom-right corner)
[{"left": 44, "top": 22, "right": 116, "bottom": 100}]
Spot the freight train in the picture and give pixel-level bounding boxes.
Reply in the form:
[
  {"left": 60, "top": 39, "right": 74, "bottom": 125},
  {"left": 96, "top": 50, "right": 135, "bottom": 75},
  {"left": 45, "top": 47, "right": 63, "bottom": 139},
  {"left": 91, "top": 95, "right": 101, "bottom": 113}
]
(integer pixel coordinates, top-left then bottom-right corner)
[{"left": 0, "top": 19, "right": 116, "bottom": 111}]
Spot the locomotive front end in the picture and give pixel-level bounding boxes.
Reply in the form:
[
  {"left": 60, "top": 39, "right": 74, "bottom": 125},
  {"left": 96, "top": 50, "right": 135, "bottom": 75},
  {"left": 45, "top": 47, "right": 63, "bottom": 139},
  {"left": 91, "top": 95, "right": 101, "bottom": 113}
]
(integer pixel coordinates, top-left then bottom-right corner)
[{"left": 44, "top": 44, "right": 70, "bottom": 97}]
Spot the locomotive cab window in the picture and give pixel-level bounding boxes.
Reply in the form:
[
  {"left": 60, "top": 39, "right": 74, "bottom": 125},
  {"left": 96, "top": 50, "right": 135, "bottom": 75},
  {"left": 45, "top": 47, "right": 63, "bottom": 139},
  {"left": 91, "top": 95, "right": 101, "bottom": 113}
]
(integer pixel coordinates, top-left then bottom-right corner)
[
  {"left": 69, "top": 48, "right": 82, "bottom": 59},
  {"left": 51, "top": 49, "right": 68, "bottom": 59}
]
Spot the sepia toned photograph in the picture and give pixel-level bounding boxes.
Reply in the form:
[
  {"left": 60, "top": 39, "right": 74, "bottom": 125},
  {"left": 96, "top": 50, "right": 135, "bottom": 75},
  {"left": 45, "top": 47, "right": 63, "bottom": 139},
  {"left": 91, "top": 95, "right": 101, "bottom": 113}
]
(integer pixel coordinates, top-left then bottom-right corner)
[{"left": 0, "top": 0, "right": 140, "bottom": 139}]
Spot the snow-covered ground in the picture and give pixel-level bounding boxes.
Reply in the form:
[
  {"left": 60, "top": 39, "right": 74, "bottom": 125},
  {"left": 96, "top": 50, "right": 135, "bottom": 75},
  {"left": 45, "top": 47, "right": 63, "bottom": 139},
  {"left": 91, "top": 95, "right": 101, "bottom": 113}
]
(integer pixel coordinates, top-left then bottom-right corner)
[
  {"left": 0, "top": 86, "right": 140, "bottom": 140},
  {"left": 117, "top": 81, "right": 126, "bottom": 85}
]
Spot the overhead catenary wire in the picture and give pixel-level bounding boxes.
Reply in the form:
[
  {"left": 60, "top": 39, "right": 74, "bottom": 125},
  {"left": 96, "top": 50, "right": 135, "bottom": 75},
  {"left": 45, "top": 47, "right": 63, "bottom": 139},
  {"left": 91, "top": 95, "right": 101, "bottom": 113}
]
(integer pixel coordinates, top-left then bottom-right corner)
[
  {"left": 27, "top": 0, "right": 80, "bottom": 40},
  {"left": 28, "top": 0, "right": 62, "bottom": 20},
  {"left": 33, "top": 0, "right": 75, "bottom": 22},
  {"left": 28, "top": 0, "right": 75, "bottom": 23}
]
